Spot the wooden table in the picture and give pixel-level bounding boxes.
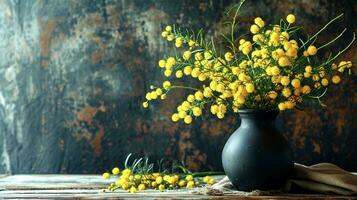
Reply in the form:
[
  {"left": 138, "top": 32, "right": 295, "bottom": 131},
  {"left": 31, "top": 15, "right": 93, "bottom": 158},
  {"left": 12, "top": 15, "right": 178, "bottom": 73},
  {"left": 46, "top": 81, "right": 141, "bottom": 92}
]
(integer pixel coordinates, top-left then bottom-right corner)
[{"left": 0, "top": 175, "right": 355, "bottom": 199}]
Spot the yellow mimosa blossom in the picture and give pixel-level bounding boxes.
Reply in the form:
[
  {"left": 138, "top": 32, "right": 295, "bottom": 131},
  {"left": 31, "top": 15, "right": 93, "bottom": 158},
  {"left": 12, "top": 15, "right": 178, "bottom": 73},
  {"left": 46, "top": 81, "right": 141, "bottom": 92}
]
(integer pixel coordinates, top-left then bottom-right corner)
[
  {"left": 250, "top": 24, "right": 260, "bottom": 34},
  {"left": 203, "top": 176, "right": 210, "bottom": 183},
  {"left": 294, "top": 87, "right": 302, "bottom": 96},
  {"left": 129, "top": 186, "right": 137, "bottom": 193},
  {"left": 186, "top": 181, "right": 195, "bottom": 188},
  {"left": 156, "top": 88, "right": 163, "bottom": 95},
  {"left": 304, "top": 72, "right": 311, "bottom": 78},
  {"left": 283, "top": 41, "right": 291, "bottom": 50},
  {"left": 278, "top": 102, "right": 286, "bottom": 111},
  {"left": 112, "top": 167, "right": 120, "bottom": 175},
  {"left": 314, "top": 82, "right": 321, "bottom": 89},
  {"left": 282, "top": 88, "right": 292, "bottom": 97},
  {"left": 178, "top": 110, "right": 187, "bottom": 119},
  {"left": 155, "top": 176, "right": 163, "bottom": 184},
  {"left": 216, "top": 83, "right": 225, "bottom": 92},
  {"left": 185, "top": 175, "right": 194, "bottom": 181},
  {"left": 307, "top": 45, "right": 317, "bottom": 56},
  {"left": 209, "top": 81, "right": 218, "bottom": 90},
  {"left": 208, "top": 178, "right": 216, "bottom": 185},
  {"left": 151, "top": 181, "right": 157, "bottom": 187},
  {"left": 312, "top": 74, "right": 320, "bottom": 81},
  {"left": 158, "top": 60, "right": 166, "bottom": 68},
  {"left": 163, "top": 81, "right": 171, "bottom": 89},
  {"left": 159, "top": 184, "right": 165, "bottom": 191},
  {"left": 138, "top": 184, "right": 145, "bottom": 190},
  {"left": 286, "top": 47, "right": 297, "bottom": 58},
  {"left": 236, "top": 95, "right": 245, "bottom": 104},
  {"left": 187, "top": 94, "right": 195, "bottom": 102},
  {"left": 332, "top": 75, "right": 341, "bottom": 84},
  {"left": 241, "top": 42, "right": 253, "bottom": 55},
  {"left": 305, "top": 65, "right": 312, "bottom": 72},
  {"left": 191, "top": 68, "right": 200, "bottom": 77},
  {"left": 165, "top": 25, "right": 172, "bottom": 32},
  {"left": 175, "top": 37, "right": 183, "bottom": 47},
  {"left": 245, "top": 83, "right": 255, "bottom": 93},
  {"left": 167, "top": 34, "right": 174, "bottom": 41},
  {"left": 278, "top": 56, "right": 290, "bottom": 67},
  {"left": 268, "top": 91, "right": 278, "bottom": 99},
  {"left": 204, "top": 51, "right": 213, "bottom": 60},
  {"left": 188, "top": 40, "right": 195, "bottom": 47},
  {"left": 273, "top": 25, "right": 281, "bottom": 32},
  {"left": 302, "top": 85, "right": 311, "bottom": 94},
  {"left": 280, "top": 76, "right": 290, "bottom": 86},
  {"left": 181, "top": 101, "right": 190, "bottom": 111},
  {"left": 198, "top": 73, "right": 206, "bottom": 81},
  {"left": 178, "top": 180, "right": 186, "bottom": 187},
  {"left": 281, "top": 32, "right": 290, "bottom": 40},
  {"left": 254, "top": 17, "right": 265, "bottom": 27},
  {"left": 161, "top": 31, "right": 169, "bottom": 37},
  {"left": 164, "top": 70, "right": 172, "bottom": 77},
  {"left": 194, "top": 52, "right": 203, "bottom": 61},
  {"left": 183, "top": 66, "right": 192, "bottom": 75},
  {"left": 166, "top": 57, "right": 176, "bottom": 66},
  {"left": 224, "top": 52, "right": 233, "bottom": 61},
  {"left": 285, "top": 101, "right": 295, "bottom": 109},
  {"left": 291, "top": 79, "right": 301, "bottom": 88},
  {"left": 175, "top": 70, "right": 183, "bottom": 78},
  {"left": 184, "top": 115, "right": 192, "bottom": 124},
  {"left": 171, "top": 113, "right": 179, "bottom": 122},
  {"left": 102, "top": 172, "right": 110, "bottom": 180},
  {"left": 270, "top": 32, "right": 280, "bottom": 44},
  {"left": 286, "top": 14, "right": 296, "bottom": 24},
  {"left": 203, "top": 87, "right": 213, "bottom": 98},
  {"left": 271, "top": 66, "right": 280, "bottom": 75},
  {"left": 321, "top": 78, "right": 329, "bottom": 86},
  {"left": 150, "top": 91, "right": 158, "bottom": 100},
  {"left": 194, "top": 91, "right": 204, "bottom": 101},
  {"left": 192, "top": 107, "right": 202, "bottom": 117},
  {"left": 183, "top": 50, "right": 192, "bottom": 60}
]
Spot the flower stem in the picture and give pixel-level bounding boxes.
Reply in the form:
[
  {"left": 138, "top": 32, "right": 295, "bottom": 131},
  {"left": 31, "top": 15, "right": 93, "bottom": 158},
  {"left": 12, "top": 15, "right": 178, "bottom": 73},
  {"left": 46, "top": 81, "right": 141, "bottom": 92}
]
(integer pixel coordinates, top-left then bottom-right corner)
[
  {"left": 170, "top": 85, "right": 199, "bottom": 91},
  {"left": 301, "top": 13, "right": 344, "bottom": 49},
  {"left": 191, "top": 171, "right": 225, "bottom": 177}
]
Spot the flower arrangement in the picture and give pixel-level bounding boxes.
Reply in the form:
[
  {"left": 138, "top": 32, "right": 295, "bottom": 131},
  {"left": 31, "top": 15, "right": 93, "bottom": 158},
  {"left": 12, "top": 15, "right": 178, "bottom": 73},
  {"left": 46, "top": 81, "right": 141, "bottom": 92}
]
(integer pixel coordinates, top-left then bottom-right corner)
[
  {"left": 142, "top": 1, "right": 355, "bottom": 124},
  {"left": 102, "top": 154, "right": 220, "bottom": 193}
]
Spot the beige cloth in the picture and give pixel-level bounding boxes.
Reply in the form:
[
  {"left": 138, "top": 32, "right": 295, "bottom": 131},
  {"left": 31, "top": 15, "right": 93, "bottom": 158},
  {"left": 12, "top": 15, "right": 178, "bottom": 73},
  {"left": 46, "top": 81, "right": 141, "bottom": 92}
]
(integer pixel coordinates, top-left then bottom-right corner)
[
  {"left": 287, "top": 163, "right": 357, "bottom": 195},
  {"left": 194, "top": 163, "right": 357, "bottom": 196}
]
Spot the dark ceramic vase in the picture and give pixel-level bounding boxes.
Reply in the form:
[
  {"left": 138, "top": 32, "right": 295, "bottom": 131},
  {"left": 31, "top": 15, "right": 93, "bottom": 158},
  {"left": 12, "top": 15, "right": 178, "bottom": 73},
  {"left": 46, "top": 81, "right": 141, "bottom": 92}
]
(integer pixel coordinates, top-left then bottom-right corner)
[{"left": 222, "top": 109, "right": 294, "bottom": 191}]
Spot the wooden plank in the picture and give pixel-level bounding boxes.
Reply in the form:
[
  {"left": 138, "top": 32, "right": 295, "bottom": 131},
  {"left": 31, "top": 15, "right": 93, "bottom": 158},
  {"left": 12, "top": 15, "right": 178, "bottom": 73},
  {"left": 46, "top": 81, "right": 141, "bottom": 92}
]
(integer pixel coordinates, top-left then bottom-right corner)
[
  {"left": 0, "top": 174, "right": 112, "bottom": 190},
  {"left": 0, "top": 175, "right": 355, "bottom": 199},
  {"left": 0, "top": 192, "right": 355, "bottom": 200}
]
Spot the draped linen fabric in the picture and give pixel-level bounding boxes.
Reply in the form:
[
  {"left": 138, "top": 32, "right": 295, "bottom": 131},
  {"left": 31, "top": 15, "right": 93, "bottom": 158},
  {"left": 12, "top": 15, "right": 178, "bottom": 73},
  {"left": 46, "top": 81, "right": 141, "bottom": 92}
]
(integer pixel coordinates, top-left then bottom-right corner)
[{"left": 194, "top": 163, "right": 357, "bottom": 196}]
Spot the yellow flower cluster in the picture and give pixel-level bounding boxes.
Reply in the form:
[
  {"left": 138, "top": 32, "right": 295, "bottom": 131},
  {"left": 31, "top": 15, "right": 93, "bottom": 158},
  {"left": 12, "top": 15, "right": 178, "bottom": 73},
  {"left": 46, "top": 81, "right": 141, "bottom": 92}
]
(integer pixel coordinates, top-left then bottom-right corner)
[
  {"left": 102, "top": 167, "right": 216, "bottom": 193},
  {"left": 143, "top": 10, "right": 354, "bottom": 123}
]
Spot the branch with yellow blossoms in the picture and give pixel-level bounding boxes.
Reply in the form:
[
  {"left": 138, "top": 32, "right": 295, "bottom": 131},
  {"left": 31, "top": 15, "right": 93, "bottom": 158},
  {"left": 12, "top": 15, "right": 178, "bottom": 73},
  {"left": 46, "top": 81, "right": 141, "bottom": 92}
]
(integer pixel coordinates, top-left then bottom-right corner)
[
  {"left": 142, "top": 0, "right": 355, "bottom": 124},
  {"left": 102, "top": 154, "right": 222, "bottom": 193}
]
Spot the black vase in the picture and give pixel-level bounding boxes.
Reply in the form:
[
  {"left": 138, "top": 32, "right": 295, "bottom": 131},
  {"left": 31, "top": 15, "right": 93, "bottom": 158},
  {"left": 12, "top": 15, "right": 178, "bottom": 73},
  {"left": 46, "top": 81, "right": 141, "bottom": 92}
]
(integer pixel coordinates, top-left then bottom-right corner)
[{"left": 222, "top": 109, "right": 294, "bottom": 191}]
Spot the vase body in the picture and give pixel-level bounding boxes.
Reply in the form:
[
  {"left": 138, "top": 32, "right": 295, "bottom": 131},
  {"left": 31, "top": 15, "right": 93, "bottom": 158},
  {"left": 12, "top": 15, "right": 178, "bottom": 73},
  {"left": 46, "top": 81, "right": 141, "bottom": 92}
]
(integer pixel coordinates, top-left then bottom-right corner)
[{"left": 222, "top": 109, "right": 294, "bottom": 191}]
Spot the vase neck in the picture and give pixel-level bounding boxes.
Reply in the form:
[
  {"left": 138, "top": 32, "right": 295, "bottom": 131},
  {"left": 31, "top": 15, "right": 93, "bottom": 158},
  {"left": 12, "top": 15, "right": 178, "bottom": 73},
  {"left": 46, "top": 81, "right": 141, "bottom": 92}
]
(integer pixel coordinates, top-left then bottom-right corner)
[{"left": 238, "top": 110, "right": 279, "bottom": 127}]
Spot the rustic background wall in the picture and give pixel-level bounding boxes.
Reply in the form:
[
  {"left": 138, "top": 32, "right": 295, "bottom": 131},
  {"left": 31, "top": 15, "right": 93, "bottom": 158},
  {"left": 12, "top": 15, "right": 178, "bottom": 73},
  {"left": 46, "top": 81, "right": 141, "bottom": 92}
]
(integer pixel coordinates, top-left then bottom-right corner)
[{"left": 0, "top": 0, "right": 356, "bottom": 174}]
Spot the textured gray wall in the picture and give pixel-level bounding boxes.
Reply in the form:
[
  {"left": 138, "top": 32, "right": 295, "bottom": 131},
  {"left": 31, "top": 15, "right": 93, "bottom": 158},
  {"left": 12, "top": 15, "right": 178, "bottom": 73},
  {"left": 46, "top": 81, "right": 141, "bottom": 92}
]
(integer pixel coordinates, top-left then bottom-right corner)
[{"left": 0, "top": 0, "right": 356, "bottom": 174}]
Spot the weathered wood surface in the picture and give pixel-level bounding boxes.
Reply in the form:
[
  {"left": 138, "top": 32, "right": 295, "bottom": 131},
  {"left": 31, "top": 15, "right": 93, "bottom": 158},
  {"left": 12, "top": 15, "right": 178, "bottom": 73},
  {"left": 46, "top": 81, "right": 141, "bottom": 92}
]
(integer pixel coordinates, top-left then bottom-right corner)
[
  {"left": 0, "top": 175, "right": 355, "bottom": 199},
  {"left": 0, "top": 0, "right": 356, "bottom": 175}
]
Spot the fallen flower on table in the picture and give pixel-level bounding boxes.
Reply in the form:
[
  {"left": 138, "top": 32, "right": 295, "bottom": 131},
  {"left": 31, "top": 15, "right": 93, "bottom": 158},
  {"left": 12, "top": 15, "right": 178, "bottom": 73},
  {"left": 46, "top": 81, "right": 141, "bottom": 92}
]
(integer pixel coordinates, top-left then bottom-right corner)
[{"left": 101, "top": 154, "right": 223, "bottom": 193}]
